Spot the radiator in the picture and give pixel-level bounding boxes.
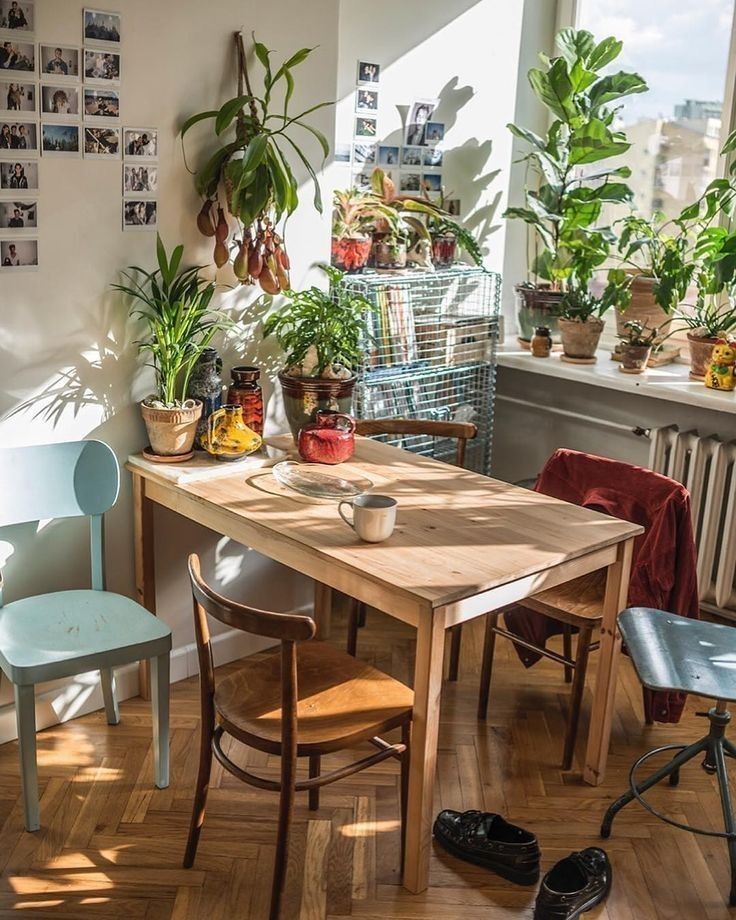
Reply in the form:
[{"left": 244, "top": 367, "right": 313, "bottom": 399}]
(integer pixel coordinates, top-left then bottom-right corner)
[{"left": 649, "top": 426, "right": 736, "bottom": 619}]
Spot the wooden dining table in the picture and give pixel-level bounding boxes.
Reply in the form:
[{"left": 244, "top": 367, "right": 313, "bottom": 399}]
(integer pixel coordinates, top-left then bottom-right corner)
[{"left": 126, "top": 435, "right": 642, "bottom": 894}]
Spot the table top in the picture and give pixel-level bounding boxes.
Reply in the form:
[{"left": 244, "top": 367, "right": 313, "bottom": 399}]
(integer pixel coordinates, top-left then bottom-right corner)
[{"left": 127, "top": 436, "right": 642, "bottom": 613}]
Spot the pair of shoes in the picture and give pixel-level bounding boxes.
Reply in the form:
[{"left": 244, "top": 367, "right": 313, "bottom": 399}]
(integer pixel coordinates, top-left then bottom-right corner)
[{"left": 434, "top": 810, "right": 611, "bottom": 918}]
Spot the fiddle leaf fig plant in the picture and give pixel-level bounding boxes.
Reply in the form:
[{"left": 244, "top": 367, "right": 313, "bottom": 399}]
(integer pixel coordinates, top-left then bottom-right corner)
[{"left": 181, "top": 32, "right": 333, "bottom": 294}]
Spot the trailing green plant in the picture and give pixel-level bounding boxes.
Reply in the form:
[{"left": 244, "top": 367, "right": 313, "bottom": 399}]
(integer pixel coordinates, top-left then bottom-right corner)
[
  {"left": 262, "top": 265, "right": 373, "bottom": 376},
  {"left": 423, "top": 185, "right": 484, "bottom": 266},
  {"left": 618, "top": 319, "right": 658, "bottom": 347},
  {"left": 113, "top": 235, "right": 229, "bottom": 407},
  {"left": 504, "top": 27, "right": 648, "bottom": 291},
  {"left": 181, "top": 32, "right": 333, "bottom": 293}
]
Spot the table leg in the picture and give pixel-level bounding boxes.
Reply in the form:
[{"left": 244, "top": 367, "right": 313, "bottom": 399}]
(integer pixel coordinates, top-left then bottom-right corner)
[
  {"left": 133, "top": 473, "right": 157, "bottom": 701},
  {"left": 313, "top": 581, "right": 333, "bottom": 640},
  {"left": 403, "top": 605, "right": 447, "bottom": 893},
  {"left": 583, "top": 538, "right": 634, "bottom": 785}
]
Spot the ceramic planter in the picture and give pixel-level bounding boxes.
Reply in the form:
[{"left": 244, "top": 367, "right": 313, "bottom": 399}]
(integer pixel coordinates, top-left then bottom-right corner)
[
  {"left": 431, "top": 233, "right": 457, "bottom": 268},
  {"left": 331, "top": 236, "right": 372, "bottom": 273},
  {"left": 278, "top": 371, "right": 356, "bottom": 441},
  {"left": 614, "top": 275, "right": 671, "bottom": 345},
  {"left": 140, "top": 400, "right": 202, "bottom": 457},
  {"left": 558, "top": 317, "right": 605, "bottom": 361},
  {"left": 515, "top": 284, "right": 563, "bottom": 343},
  {"left": 619, "top": 343, "right": 652, "bottom": 374},
  {"left": 687, "top": 332, "right": 719, "bottom": 380},
  {"left": 374, "top": 238, "right": 407, "bottom": 269}
]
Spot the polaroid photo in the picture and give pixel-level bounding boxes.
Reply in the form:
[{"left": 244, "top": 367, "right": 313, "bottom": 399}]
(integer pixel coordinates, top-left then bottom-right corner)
[
  {"left": 123, "top": 126, "right": 157, "bottom": 159},
  {"left": 401, "top": 146, "right": 423, "bottom": 167},
  {"left": 351, "top": 169, "right": 371, "bottom": 192},
  {"left": 0, "top": 237, "right": 37, "bottom": 270},
  {"left": 400, "top": 172, "right": 421, "bottom": 193},
  {"left": 0, "top": 197, "right": 36, "bottom": 229},
  {"left": 0, "top": 118, "right": 37, "bottom": 154},
  {"left": 0, "top": 157, "right": 37, "bottom": 190},
  {"left": 0, "top": 78, "right": 35, "bottom": 115},
  {"left": 40, "top": 44, "right": 81, "bottom": 81},
  {"left": 357, "top": 60, "right": 379, "bottom": 85},
  {"left": 41, "top": 84, "right": 80, "bottom": 118},
  {"left": 425, "top": 122, "right": 445, "bottom": 144},
  {"left": 355, "top": 87, "right": 378, "bottom": 114},
  {"left": 353, "top": 142, "right": 375, "bottom": 165},
  {"left": 404, "top": 98, "right": 436, "bottom": 146},
  {"left": 0, "top": 1, "right": 34, "bottom": 33},
  {"left": 41, "top": 121, "right": 80, "bottom": 156},
  {"left": 354, "top": 116, "right": 376, "bottom": 139},
  {"left": 84, "top": 124, "right": 118, "bottom": 157},
  {"left": 123, "top": 162, "right": 157, "bottom": 195},
  {"left": 333, "top": 142, "right": 351, "bottom": 165},
  {"left": 123, "top": 198, "right": 157, "bottom": 230},
  {"left": 421, "top": 173, "right": 443, "bottom": 193},
  {"left": 84, "top": 48, "right": 120, "bottom": 83},
  {"left": 423, "top": 147, "right": 443, "bottom": 168},
  {"left": 0, "top": 38, "right": 35, "bottom": 74},
  {"left": 84, "top": 86, "right": 119, "bottom": 119},
  {"left": 83, "top": 8, "right": 121, "bottom": 47},
  {"left": 377, "top": 144, "right": 399, "bottom": 166}
]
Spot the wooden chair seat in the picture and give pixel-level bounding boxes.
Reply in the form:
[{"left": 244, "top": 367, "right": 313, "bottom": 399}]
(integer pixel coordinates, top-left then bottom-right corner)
[
  {"left": 216, "top": 640, "right": 414, "bottom": 755},
  {"left": 521, "top": 570, "right": 606, "bottom": 627}
]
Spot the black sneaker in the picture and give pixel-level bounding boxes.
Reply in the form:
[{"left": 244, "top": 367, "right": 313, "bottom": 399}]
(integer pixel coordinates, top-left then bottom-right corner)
[
  {"left": 534, "top": 847, "right": 612, "bottom": 919},
  {"left": 433, "top": 809, "right": 540, "bottom": 885}
]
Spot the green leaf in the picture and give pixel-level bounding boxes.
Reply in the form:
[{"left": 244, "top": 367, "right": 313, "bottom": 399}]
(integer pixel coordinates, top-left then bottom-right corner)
[
  {"left": 180, "top": 109, "right": 218, "bottom": 137},
  {"left": 280, "top": 135, "right": 323, "bottom": 212},
  {"left": 569, "top": 118, "right": 630, "bottom": 165},
  {"left": 587, "top": 37, "right": 623, "bottom": 71},
  {"left": 722, "top": 128, "right": 736, "bottom": 154},
  {"left": 239, "top": 134, "right": 269, "bottom": 176},
  {"left": 293, "top": 119, "right": 330, "bottom": 160},
  {"left": 528, "top": 64, "right": 571, "bottom": 122},
  {"left": 556, "top": 28, "right": 595, "bottom": 67},
  {"left": 215, "top": 94, "right": 258, "bottom": 135},
  {"left": 588, "top": 71, "right": 648, "bottom": 109},
  {"left": 508, "top": 122, "right": 547, "bottom": 151}
]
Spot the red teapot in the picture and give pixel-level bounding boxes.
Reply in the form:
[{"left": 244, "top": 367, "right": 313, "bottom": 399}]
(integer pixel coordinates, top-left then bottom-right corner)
[{"left": 297, "top": 410, "right": 356, "bottom": 465}]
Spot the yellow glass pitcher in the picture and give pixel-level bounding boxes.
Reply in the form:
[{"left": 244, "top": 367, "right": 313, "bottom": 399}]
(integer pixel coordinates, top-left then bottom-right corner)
[{"left": 201, "top": 404, "right": 262, "bottom": 461}]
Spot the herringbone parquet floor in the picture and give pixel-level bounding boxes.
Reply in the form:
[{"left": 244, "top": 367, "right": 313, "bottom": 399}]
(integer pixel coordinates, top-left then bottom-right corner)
[{"left": 0, "top": 609, "right": 733, "bottom": 919}]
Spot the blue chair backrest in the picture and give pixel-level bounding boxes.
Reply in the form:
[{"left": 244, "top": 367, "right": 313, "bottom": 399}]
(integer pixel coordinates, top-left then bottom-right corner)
[{"left": 0, "top": 440, "right": 120, "bottom": 595}]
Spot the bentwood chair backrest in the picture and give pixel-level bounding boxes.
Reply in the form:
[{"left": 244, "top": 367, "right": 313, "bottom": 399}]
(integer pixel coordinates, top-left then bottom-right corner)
[
  {"left": 0, "top": 440, "right": 120, "bottom": 595},
  {"left": 354, "top": 418, "right": 478, "bottom": 467}
]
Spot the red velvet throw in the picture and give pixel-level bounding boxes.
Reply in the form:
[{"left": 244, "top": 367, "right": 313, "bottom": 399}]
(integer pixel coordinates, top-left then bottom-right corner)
[{"left": 504, "top": 448, "right": 700, "bottom": 723}]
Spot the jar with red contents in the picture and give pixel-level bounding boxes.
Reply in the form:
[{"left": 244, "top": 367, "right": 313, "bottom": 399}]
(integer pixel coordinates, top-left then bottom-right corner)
[{"left": 226, "top": 366, "right": 264, "bottom": 436}]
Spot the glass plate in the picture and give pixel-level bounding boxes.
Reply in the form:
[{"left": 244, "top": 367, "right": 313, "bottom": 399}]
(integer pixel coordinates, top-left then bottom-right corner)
[{"left": 272, "top": 460, "right": 373, "bottom": 499}]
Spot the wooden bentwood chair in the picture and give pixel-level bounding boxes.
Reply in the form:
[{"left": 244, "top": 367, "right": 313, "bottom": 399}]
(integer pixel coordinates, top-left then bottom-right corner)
[
  {"left": 184, "top": 555, "right": 414, "bottom": 920},
  {"left": 347, "top": 418, "right": 478, "bottom": 676}
]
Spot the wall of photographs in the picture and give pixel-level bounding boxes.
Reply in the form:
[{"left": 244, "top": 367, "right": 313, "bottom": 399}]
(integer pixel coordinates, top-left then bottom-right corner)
[{"left": 0, "top": 1, "right": 158, "bottom": 271}]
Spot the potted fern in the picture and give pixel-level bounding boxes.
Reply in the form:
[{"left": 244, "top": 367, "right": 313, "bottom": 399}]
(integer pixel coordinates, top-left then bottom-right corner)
[{"left": 114, "top": 236, "right": 229, "bottom": 459}]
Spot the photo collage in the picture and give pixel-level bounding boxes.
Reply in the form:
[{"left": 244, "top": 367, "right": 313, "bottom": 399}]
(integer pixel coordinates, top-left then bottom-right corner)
[{"left": 337, "top": 60, "right": 446, "bottom": 202}]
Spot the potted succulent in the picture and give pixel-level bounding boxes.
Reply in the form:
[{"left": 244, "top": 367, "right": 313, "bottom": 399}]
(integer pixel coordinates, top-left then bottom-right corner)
[
  {"left": 181, "top": 32, "right": 332, "bottom": 292},
  {"left": 617, "top": 320, "right": 658, "bottom": 374},
  {"left": 114, "top": 236, "right": 229, "bottom": 459},
  {"left": 556, "top": 287, "right": 611, "bottom": 362},
  {"left": 504, "top": 27, "right": 647, "bottom": 342},
  {"left": 262, "top": 265, "right": 373, "bottom": 439},
  {"left": 331, "top": 188, "right": 393, "bottom": 273}
]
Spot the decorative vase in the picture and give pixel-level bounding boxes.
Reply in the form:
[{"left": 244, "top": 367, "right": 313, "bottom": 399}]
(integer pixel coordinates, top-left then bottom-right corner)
[
  {"left": 431, "top": 233, "right": 457, "bottom": 268},
  {"left": 297, "top": 410, "right": 356, "bottom": 464},
  {"left": 140, "top": 399, "right": 202, "bottom": 457},
  {"left": 187, "top": 347, "right": 223, "bottom": 449},
  {"left": 227, "top": 365, "right": 264, "bottom": 436},
  {"left": 278, "top": 370, "right": 356, "bottom": 442},
  {"left": 374, "top": 237, "right": 407, "bottom": 269},
  {"left": 619, "top": 343, "right": 652, "bottom": 374},
  {"left": 558, "top": 317, "right": 604, "bottom": 362},
  {"left": 515, "top": 284, "right": 563, "bottom": 343},
  {"left": 614, "top": 275, "right": 671, "bottom": 345},
  {"left": 687, "top": 333, "right": 719, "bottom": 380},
  {"left": 200, "top": 404, "right": 262, "bottom": 461},
  {"left": 331, "top": 236, "right": 372, "bottom": 273}
]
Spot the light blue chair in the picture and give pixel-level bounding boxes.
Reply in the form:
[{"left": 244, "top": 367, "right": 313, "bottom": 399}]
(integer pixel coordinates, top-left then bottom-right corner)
[{"left": 0, "top": 439, "right": 171, "bottom": 831}]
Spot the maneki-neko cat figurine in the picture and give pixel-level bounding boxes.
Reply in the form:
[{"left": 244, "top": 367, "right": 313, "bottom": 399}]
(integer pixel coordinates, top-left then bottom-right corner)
[{"left": 705, "top": 338, "right": 736, "bottom": 391}]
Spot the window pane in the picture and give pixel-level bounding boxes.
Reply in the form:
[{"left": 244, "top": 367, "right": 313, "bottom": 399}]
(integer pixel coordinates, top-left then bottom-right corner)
[{"left": 577, "top": 0, "right": 735, "bottom": 218}]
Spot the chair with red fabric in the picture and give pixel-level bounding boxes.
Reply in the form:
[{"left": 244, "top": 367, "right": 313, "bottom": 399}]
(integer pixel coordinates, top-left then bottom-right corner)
[{"left": 477, "top": 448, "right": 700, "bottom": 770}]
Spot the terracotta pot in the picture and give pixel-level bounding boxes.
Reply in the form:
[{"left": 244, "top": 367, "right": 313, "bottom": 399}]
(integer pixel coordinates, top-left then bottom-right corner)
[
  {"left": 374, "top": 238, "right": 407, "bottom": 269},
  {"left": 140, "top": 400, "right": 202, "bottom": 456},
  {"left": 278, "top": 371, "right": 356, "bottom": 442},
  {"left": 687, "top": 332, "right": 718, "bottom": 380},
  {"left": 331, "top": 236, "right": 372, "bottom": 273},
  {"left": 558, "top": 317, "right": 605, "bottom": 360},
  {"left": 615, "top": 275, "right": 671, "bottom": 345},
  {"left": 515, "top": 284, "right": 563, "bottom": 343},
  {"left": 619, "top": 343, "right": 652, "bottom": 374}
]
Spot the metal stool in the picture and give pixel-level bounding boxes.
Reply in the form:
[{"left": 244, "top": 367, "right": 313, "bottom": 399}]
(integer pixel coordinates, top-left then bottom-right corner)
[{"left": 601, "top": 608, "right": 736, "bottom": 906}]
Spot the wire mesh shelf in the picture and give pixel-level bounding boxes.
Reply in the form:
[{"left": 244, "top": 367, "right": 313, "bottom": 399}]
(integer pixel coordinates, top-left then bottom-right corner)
[{"left": 341, "top": 265, "right": 502, "bottom": 475}]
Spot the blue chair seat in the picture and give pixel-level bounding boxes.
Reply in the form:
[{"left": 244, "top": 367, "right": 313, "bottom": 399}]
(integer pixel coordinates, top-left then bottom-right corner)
[{"left": 0, "top": 589, "right": 171, "bottom": 685}]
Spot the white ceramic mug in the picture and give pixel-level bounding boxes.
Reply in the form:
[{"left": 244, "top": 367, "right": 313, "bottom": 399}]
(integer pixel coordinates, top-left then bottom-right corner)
[{"left": 338, "top": 494, "right": 397, "bottom": 543}]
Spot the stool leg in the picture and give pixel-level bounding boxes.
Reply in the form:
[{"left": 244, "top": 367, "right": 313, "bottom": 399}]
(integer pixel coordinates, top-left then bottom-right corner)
[
  {"left": 712, "top": 739, "right": 736, "bottom": 907},
  {"left": 562, "top": 625, "right": 592, "bottom": 771},
  {"left": 601, "top": 737, "right": 709, "bottom": 838},
  {"left": 347, "top": 599, "right": 361, "bottom": 657},
  {"left": 448, "top": 626, "right": 462, "bottom": 682},
  {"left": 477, "top": 613, "right": 499, "bottom": 720},
  {"left": 308, "top": 754, "right": 320, "bottom": 811},
  {"left": 562, "top": 625, "right": 573, "bottom": 684}
]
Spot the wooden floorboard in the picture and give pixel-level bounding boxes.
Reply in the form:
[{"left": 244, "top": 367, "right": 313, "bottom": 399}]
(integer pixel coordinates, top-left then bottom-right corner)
[{"left": 0, "top": 609, "right": 734, "bottom": 918}]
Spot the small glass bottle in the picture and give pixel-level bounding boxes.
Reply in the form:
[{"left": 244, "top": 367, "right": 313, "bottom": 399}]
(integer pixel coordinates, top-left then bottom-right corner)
[
  {"left": 227, "top": 366, "right": 264, "bottom": 436},
  {"left": 531, "top": 326, "right": 552, "bottom": 358}
]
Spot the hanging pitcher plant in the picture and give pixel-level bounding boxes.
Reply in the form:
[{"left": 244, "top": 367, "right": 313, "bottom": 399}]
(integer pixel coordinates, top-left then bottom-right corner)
[{"left": 180, "top": 32, "right": 332, "bottom": 293}]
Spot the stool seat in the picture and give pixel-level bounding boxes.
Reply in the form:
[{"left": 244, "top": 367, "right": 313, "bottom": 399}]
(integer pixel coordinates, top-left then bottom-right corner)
[{"left": 619, "top": 608, "right": 736, "bottom": 701}]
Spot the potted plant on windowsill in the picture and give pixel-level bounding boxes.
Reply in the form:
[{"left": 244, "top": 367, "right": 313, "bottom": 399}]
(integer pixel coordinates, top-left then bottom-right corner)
[
  {"left": 504, "top": 27, "right": 647, "bottom": 343},
  {"left": 262, "top": 265, "right": 373, "bottom": 439},
  {"left": 617, "top": 320, "right": 658, "bottom": 374},
  {"left": 114, "top": 236, "right": 229, "bottom": 459},
  {"left": 556, "top": 287, "right": 611, "bottom": 363}
]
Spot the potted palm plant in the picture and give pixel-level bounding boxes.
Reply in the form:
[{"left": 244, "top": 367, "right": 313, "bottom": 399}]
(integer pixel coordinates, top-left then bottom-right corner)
[
  {"left": 114, "top": 236, "right": 229, "bottom": 459},
  {"left": 617, "top": 320, "right": 658, "bottom": 374},
  {"left": 262, "top": 265, "right": 373, "bottom": 439},
  {"left": 181, "top": 32, "right": 332, "bottom": 292},
  {"left": 504, "top": 27, "right": 647, "bottom": 342}
]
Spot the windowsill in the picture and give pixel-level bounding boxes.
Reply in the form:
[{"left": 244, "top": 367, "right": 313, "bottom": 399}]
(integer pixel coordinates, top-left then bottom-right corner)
[{"left": 496, "top": 342, "right": 736, "bottom": 415}]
